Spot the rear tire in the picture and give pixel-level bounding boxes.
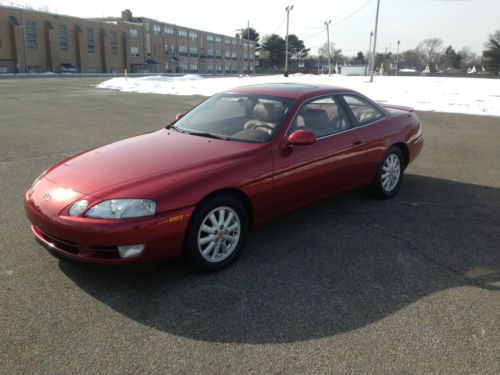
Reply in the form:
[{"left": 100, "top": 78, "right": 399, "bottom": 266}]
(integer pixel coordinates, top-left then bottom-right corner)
[
  {"left": 373, "top": 147, "right": 404, "bottom": 199},
  {"left": 184, "top": 194, "right": 249, "bottom": 272}
]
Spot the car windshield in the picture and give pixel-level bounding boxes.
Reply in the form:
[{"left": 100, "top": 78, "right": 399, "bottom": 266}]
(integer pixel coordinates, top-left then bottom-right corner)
[{"left": 171, "top": 93, "right": 295, "bottom": 143}]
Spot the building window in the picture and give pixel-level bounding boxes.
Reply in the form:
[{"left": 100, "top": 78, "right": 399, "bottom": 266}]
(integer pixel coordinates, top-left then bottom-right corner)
[
  {"left": 215, "top": 36, "right": 222, "bottom": 43},
  {"left": 225, "top": 63, "right": 231, "bottom": 73},
  {"left": 189, "top": 47, "right": 198, "bottom": 57},
  {"left": 179, "top": 46, "right": 188, "bottom": 56},
  {"left": 215, "top": 49, "right": 222, "bottom": 59},
  {"left": 59, "top": 25, "right": 68, "bottom": 52},
  {"left": 164, "top": 25, "right": 174, "bottom": 35},
  {"left": 178, "top": 29, "right": 187, "bottom": 37},
  {"left": 224, "top": 39, "right": 231, "bottom": 45},
  {"left": 130, "top": 46, "right": 140, "bottom": 56},
  {"left": 207, "top": 35, "right": 214, "bottom": 42},
  {"left": 232, "top": 40, "right": 237, "bottom": 46},
  {"left": 180, "top": 63, "right": 188, "bottom": 73},
  {"left": 146, "top": 33, "right": 152, "bottom": 56},
  {"left": 189, "top": 31, "right": 197, "bottom": 40},
  {"left": 190, "top": 63, "right": 198, "bottom": 73},
  {"left": 25, "top": 20, "right": 37, "bottom": 49},
  {"left": 207, "top": 48, "right": 214, "bottom": 58},
  {"left": 110, "top": 32, "right": 118, "bottom": 55},
  {"left": 224, "top": 51, "right": 230, "bottom": 58},
  {"left": 87, "top": 28, "right": 95, "bottom": 54},
  {"left": 216, "top": 63, "right": 222, "bottom": 73},
  {"left": 129, "top": 29, "right": 138, "bottom": 38},
  {"left": 153, "top": 23, "right": 161, "bottom": 35},
  {"left": 232, "top": 51, "right": 237, "bottom": 60}
]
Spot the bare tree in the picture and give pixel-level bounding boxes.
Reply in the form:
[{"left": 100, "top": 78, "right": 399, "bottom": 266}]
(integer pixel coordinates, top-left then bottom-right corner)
[
  {"left": 458, "top": 47, "right": 480, "bottom": 69},
  {"left": 319, "top": 42, "right": 344, "bottom": 65},
  {"left": 416, "top": 38, "right": 444, "bottom": 68},
  {"left": 400, "top": 49, "right": 422, "bottom": 70}
]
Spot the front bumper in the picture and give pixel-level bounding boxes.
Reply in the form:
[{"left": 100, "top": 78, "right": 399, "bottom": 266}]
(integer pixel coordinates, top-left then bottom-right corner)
[{"left": 25, "top": 192, "right": 193, "bottom": 265}]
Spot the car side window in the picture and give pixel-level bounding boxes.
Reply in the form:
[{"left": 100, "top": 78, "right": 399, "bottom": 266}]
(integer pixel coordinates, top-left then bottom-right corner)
[
  {"left": 290, "top": 96, "right": 350, "bottom": 138},
  {"left": 343, "top": 95, "right": 384, "bottom": 124}
]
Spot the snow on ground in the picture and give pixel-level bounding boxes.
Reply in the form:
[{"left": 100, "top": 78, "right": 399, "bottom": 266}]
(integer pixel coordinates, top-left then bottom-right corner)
[{"left": 97, "top": 74, "right": 500, "bottom": 117}]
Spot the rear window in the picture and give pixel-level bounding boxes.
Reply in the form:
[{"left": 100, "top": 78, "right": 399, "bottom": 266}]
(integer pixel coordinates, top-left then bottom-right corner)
[{"left": 343, "top": 95, "right": 384, "bottom": 124}]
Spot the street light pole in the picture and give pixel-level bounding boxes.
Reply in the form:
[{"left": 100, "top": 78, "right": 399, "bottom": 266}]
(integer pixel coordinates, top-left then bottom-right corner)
[
  {"left": 324, "top": 20, "right": 332, "bottom": 75},
  {"left": 284, "top": 5, "right": 293, "bottom": 76},
  {"left": 367, "top": 31, "right": 373, "bottom": 76},
  {"left": 369, "top": 0, "right": 381, "bottom": 82},
  {"left": 396, "top": 40, "right": 400, "bottom": 76}
]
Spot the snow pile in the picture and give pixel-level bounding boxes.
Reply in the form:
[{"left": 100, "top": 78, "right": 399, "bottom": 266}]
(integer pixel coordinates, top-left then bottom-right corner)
[{"left": 97, "top": 74, "right": 500, "bottom": 117}]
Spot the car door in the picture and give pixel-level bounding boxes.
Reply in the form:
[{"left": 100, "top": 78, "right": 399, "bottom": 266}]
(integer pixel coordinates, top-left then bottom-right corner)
[
  {"left": 273, "top": 95, "right": 369, "bottom": 213},
  {"left": 339, "top": 94, "right": 388, "bottom": 180}
]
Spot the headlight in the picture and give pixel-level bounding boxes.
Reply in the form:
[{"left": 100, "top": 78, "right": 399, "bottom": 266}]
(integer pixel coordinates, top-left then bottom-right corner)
[
  {"left": 69, "top": 200, "right": 89, "bottom": 217},
  {"left": 85, "top": 199, "right": 156, "bottom": 219}
]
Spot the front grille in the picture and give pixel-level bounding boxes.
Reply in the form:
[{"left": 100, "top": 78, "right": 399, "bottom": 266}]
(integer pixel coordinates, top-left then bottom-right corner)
[
  {"left": 38, "top": 229, "right": 79, "bottom": 254},
  {"left": 89, "top": 245, "right": 120, "bottom": 259}
]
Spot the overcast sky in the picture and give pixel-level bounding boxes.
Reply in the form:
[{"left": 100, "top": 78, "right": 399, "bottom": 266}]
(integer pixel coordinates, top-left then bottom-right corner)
[{"left": 9, "top": 0, "right": 499, "bottom": 56}]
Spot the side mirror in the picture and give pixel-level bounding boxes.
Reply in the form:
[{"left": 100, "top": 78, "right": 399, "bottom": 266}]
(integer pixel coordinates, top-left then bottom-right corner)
[
  {"left": 286, "top": 130, "right": 316, "bottom": 147},
  {"left": 175, "top": 113, "right": 184, "bottom": 121}
]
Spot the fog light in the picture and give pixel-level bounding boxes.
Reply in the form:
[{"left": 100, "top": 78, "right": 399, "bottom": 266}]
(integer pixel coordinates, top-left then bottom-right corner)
[{"left": 117, "top": 244, "right": 145, "bottom": 259}]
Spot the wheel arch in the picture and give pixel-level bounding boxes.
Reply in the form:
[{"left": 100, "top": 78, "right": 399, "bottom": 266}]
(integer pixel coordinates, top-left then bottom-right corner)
[
  {"left": 193, "top": 188, "right": 254, "bottom": 228},
  {"left": 391, "top": 142, "right": 410, "bottom": 168}
]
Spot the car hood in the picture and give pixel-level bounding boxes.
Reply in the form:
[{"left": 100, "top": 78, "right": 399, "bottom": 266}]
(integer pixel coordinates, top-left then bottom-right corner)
[{"left": 44, "top": 129, "right": 266, "bottom": 196}]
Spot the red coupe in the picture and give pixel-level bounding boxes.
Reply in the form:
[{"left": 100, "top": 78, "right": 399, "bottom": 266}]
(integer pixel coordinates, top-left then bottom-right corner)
[{"left": 25, "top": 83, "right": 423, "bottom": 271}]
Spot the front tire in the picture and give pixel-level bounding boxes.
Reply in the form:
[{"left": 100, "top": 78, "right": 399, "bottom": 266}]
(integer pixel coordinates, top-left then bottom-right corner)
[
  {"left": 373, "top": 147, "right": 404, "bottom": 199},
  {"left": 184, "top": 195, "right": 249, "bottom": 272}
]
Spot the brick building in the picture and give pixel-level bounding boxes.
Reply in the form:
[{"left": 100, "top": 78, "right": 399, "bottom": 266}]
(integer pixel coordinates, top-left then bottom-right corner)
[{"left": 0, "top": 6, "right": 256, "bottom": 74}]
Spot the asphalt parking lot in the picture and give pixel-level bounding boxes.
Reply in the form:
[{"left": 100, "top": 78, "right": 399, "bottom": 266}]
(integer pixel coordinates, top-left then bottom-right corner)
[{"left": 1, "top": 77, "right": 499, "bottom": 374}]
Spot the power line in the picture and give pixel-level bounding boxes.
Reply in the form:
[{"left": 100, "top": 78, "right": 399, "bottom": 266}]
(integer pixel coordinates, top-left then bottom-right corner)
[
  {"left": 291, "top": 20, "right": 323, "bottom": 30},
  {"left": 270, "top": 15, "right": 287, "bottom": 35},
  {"left": 333, "top": 0, "right": 373, "bottom": 26},
  {"left": 303, "top": 29, "right": 325, "bottom": 40}
]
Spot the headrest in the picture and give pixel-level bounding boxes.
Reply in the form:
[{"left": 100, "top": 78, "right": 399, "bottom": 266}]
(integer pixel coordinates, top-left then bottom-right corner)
[
  {"left": 302, "top": 109, "right": 329, "bottom": 129},
  {"left": 253, "top": 102, "right": 276, "bottom": 122}
]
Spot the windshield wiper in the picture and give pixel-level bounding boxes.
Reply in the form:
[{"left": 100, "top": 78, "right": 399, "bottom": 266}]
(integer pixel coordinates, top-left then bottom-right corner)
[
  {"left": 166, "top": 123, "right": 181, "bottom": 131},
  {"left": 184, "top": 129, "right": 229, "bottom": 140}
]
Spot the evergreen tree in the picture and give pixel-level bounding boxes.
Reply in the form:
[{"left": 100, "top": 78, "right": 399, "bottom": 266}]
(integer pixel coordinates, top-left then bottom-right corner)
[
  {"left": 262, "top": 34, "right": 286, "bottom": 69},
  {"left": 240, "top": 27, "right": 261, "bottom": 49},
  {"left": 482, "top": 30, "right": 500, "bottom": 75}
]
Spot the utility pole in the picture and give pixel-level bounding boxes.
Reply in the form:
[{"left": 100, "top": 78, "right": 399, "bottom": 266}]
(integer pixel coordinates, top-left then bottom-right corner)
[
  {"left": 367, "top": 31, "right": 373, "bottom": 76},
  {"left": 324, "top": 20, "right": 332, "bottom": 75},
  {"left": 284, "top": 4, "right": 293, "bottom": 76},
  {"left": 247, "top": 21, "right": 250, "bottom": 75},
  {"left": 396, "top": 40, "right": 400, "bottom": 76},
  {"left": 369, "top": 0, "right": 381, "bottom": 82},
  {"left": 317, "top": 48, "right": 320, "bottom": 75}
]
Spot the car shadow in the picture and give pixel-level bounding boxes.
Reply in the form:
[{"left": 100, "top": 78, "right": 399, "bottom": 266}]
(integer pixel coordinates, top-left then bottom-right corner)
[{"left": 59, "top": 174, "right": 500, "bottom": 344}]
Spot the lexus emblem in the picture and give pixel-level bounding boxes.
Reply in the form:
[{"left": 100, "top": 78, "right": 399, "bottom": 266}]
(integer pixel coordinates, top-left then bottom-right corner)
[{"left": 43, "top": 193, "right": 52, "bottom": 201}]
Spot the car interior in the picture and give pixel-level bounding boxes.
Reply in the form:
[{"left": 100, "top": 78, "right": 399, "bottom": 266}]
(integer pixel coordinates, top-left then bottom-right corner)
[{"left": 290, "top": 99, "right": 350, "bottom": 138}]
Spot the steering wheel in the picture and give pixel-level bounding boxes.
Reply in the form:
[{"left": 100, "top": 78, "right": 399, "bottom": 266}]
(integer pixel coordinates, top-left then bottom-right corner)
[{"left": 252, "top": 123, "right": 275, "bottom": 133}]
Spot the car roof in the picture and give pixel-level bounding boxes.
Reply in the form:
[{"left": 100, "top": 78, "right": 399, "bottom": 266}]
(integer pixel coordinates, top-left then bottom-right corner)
[{"left": 225, "top": 82, "right": 356, "bottom": 100}]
